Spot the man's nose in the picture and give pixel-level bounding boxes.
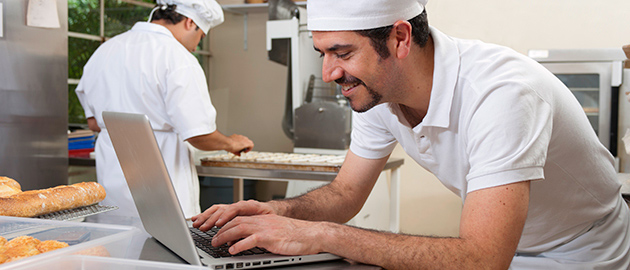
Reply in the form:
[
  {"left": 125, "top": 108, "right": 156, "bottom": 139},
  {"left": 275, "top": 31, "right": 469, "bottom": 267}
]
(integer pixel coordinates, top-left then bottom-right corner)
[{"left": 321, "top": 57, "right": 343, "bottom": 83}]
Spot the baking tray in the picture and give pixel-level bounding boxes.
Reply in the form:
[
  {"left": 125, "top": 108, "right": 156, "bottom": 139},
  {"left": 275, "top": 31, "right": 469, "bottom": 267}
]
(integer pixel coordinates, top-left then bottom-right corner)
[
  {"left": 34, "top": 204, "right": 118, "bottom": 221},
  {"left": 200, "top": 151, "right": 345, "bottom": 172},
  {"left": 200, "top": 159, "right": 342, "bottom": 172}
]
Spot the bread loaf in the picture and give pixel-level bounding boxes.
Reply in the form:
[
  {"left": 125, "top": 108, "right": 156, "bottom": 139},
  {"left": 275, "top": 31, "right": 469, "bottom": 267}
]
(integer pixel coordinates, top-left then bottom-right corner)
[
  {"left": 0, "top": 182, "right": 106, "bottom": 217},
  {"left": 0, "top": 177, "right": 21, "bottom": 197},
  {"left": 0, "top": 177, "right": 21, "bottom": 190},
  {"left": 0, "top": 185, "right": 21, "bottom": 198}
]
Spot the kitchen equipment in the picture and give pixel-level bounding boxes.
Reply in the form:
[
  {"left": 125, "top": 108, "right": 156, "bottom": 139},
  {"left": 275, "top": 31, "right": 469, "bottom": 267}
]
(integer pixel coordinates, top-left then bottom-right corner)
[
  {"left": 529, "top": 48, "right": 627, "bottom": 163},
  {"left": 266, "top": 0, "right": 351, "bottom": 153},
  {"left": 294, "top": 76, "right": 352, "bottom": 150},
  {"left": 616, "top": 46, "right": 630, "bottom": 173}
]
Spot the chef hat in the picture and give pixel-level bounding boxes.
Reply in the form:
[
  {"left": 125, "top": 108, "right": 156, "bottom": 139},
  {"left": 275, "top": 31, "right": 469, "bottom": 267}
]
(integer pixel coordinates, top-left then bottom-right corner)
[
  {"left": 153, "top": 0, "right": 224, "bottom": 34},
  {"left": 307, "top": 0, "right": 427, "bottom": 31}
]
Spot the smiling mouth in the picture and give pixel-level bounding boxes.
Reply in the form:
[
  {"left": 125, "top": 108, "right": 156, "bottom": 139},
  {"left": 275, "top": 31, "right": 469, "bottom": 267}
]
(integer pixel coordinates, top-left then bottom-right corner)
[{"left": 341, "top": 83, "right": 361, "bottom": 95}]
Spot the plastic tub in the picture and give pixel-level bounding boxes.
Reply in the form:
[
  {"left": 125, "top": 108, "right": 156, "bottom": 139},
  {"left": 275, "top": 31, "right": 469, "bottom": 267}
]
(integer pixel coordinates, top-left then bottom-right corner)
[
  {"left": 0, "top": 216, "right": 140, "bottom": 268},
  {"left": 3, "top": 255, "right": 207, "bottom": 270}
]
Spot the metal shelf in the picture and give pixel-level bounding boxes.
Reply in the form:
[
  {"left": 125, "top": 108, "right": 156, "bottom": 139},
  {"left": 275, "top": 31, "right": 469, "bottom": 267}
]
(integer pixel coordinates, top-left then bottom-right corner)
[
  {"left": 221, "top": 2, "right": 306, "bottom": 50},
  {"left": 570, "top": 87, "right": 600, "bottom": 92},
  {"left": 222, "top": 2, "right": 306, "bottom": 14}
]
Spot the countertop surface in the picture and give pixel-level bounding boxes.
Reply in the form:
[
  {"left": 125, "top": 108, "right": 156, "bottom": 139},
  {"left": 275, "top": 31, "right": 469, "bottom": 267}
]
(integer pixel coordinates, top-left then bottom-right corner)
[{"left": 84, "top": 214, "right": 381, "bottom": 270}]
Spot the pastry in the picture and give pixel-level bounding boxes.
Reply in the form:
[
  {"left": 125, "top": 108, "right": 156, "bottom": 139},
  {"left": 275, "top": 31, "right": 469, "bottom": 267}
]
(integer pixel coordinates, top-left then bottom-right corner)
[
  {"left": 0, "top": 236, "right": 69, "bottom": 264},
  {"left": 36, "top": 240, "right": 69, "bottom": 253},
  {"left": 3, "top": 236, "right": 41, "bottom": 259}
]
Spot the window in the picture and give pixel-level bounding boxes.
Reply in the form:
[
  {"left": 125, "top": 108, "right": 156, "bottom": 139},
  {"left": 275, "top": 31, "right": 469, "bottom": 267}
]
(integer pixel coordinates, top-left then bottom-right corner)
[{"left": 68, "top": 0, "right": 212, "bottom": 124}]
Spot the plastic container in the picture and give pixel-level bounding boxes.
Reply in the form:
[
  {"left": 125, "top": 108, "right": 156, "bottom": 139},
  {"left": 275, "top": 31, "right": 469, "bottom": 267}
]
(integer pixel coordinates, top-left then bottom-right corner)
[
  {"left": 0, "top": 216, "right": 140, "bottom": 269},
  {"left": 68, "top": 148, "right": 94, "bottom": 158},
  {"left": 3, "top": 255, "right": 208, "bottom": 270}
]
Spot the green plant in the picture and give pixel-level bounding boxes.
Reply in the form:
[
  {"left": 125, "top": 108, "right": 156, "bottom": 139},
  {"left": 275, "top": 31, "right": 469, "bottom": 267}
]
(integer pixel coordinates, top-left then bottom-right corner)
[{"left": 68, "top": 0, "right": 153, "bottom": 124}]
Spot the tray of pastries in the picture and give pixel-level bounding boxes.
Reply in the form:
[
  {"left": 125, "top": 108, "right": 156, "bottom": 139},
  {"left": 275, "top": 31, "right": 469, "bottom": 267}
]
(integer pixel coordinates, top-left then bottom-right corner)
[{"left": 201, "top": 151, "right": 345, "bottom": 172}]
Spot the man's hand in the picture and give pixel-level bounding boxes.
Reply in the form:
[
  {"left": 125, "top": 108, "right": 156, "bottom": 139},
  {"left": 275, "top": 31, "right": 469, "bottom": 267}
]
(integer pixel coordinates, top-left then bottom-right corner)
[
  {"left": 211, "top": 214, "right": 326, "bottom": 256},
  {"left": 187, "top": 131, "right": 254, "bottom": 155},
  {"left": 191, "top": 200, "right": 275, "bottom": 230},
  {"left": 87, "top": 117, "right": 101, "bottom": 132},
  {"left": 226, "top": 134, "right": 254, "bottom": 156}
]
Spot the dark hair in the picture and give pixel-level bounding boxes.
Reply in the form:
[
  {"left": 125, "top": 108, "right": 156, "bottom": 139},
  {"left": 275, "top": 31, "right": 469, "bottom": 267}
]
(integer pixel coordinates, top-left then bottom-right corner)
[
  {"left": 356, "top": 10, "right": 430, "bottom": 59},
  {"left": 150, "top": 4, "right": 185, "bottom": 25}
]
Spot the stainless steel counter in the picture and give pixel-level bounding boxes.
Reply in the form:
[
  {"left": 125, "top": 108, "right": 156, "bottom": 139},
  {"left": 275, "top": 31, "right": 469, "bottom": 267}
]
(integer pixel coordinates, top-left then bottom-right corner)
[
  {"left": 84, "top": 214, "right": 381, "bottom": 269},
  {"left": 196, "top": 158, "right": 404, "bottom": 182},
  {"left": 197, "top": 157, "right": 404, "bottom": 233}
]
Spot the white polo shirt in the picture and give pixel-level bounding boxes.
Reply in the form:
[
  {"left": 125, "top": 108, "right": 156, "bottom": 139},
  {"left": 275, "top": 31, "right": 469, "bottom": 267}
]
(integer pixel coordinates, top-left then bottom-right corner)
[
  {"left": 76, "top": 22, "right": 216, "bottom": 218},
  {"left": 350, "top": 27, "right": 626, "bottom": 259}
]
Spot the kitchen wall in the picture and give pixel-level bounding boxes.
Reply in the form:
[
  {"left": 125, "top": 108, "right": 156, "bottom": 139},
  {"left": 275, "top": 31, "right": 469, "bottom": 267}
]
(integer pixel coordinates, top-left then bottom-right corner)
[
  {"left": 0, "top": 0, "right": 68, "bottom": 190},
  {"left": 207, "top": 0, "right": 630, "bottom": 236},
  {"left": 427, "top": 0, "right": 630, "bottom": 54}
]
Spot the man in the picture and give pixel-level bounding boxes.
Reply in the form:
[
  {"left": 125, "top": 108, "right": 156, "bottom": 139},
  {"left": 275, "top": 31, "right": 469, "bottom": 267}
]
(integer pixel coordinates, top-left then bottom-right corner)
[
  {"left": 192, "top": 0, "right": 630, "bottom": 268},
  {"left": 76, "top": 0, "right": 254, "bottom": 219}
]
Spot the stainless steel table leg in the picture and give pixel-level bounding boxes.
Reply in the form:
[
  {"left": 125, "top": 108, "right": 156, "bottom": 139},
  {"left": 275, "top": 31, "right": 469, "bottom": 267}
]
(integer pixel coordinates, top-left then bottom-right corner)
[
  {"left": 233, "top": 178, "right": 244, "bottom": 202},
  {"left": 389, "top": 167, "right": 401, "bottom": 233}
]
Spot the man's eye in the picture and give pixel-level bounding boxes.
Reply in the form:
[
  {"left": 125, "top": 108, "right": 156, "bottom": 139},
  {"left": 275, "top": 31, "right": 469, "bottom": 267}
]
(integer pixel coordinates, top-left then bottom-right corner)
[
  {"left": 337, "top": 53, "right": 349, "bottom": 58},
  {"left": 319, "top": 53, "right": 325, "bottom": 58}
]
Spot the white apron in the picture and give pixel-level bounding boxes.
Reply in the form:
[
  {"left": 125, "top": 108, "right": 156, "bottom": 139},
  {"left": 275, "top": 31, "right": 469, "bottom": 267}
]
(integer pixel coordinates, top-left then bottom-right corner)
[{"left": 96, "top": 129, "right": 201, "bottom": 218}]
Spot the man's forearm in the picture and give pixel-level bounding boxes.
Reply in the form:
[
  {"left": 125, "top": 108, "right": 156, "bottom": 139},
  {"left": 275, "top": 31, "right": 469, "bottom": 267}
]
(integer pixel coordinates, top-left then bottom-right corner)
[
  {"left": 317, "top": 182, "right": 529, "bottom": 269},
  {"left": 319, "top": 222, "right": 510, "bottom": 270},
  {"left": 268, "top": 180, "right": 364, "bottom": 223},
  {"left": 186, "top": 131, "right": 231, "bottom": 151},
  {"left": 187, "top": 131, "right": 253, "bottom": 155}
]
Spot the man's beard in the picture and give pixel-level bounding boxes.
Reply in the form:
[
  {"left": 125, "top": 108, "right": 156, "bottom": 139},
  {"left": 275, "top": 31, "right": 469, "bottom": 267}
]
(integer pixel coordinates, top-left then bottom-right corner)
[{"left": 336, "top": 75, "right": 383, "bottom": 113}]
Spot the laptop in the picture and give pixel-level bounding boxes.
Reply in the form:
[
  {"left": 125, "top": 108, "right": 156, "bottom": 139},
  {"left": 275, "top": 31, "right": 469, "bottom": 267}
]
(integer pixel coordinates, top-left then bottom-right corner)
[{"left": 102, "top": 111, "right": 341, "bottom": 269}]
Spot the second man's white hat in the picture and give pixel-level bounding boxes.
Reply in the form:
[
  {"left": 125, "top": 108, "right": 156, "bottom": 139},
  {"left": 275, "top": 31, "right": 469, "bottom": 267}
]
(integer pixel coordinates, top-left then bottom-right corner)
[
  {"left": 307, "top": 0, "right": 427, "bottom": 31},
  {"left": 156, "top": 0, "right": 224, "bottom": 34}
]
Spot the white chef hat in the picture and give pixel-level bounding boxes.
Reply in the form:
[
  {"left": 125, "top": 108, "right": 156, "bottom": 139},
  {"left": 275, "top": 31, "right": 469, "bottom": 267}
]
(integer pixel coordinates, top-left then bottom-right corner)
[
  {"left": 307, "top": 0, "right": 427, "bottom": 31},
  {"left": 152, "top": 0, "right": 224, "bottom": 34}
]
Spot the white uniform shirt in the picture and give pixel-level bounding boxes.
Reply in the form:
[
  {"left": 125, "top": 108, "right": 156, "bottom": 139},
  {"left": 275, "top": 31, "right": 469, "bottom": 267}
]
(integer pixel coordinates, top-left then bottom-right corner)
[
  {"left": 350, "top": 27, "right": 629, "bottom": 266},
  {"left": 76, "top": 22, "right": 217, "bottom": 218}
]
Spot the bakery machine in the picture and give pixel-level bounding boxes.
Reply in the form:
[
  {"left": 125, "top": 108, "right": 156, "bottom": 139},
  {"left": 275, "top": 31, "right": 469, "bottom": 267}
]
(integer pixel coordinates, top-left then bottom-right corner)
[
  {"left": 529, "top": 47, "right": 630, "bottom": 171},
  {"left": 266, "top": 0, "right": 351, "bottom": 155}
]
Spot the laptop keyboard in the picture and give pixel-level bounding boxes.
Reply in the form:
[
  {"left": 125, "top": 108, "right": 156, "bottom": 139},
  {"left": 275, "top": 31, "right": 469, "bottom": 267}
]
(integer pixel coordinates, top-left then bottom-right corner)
[{"left": 189, "top": 227, "right": 270, "bottom": 258}]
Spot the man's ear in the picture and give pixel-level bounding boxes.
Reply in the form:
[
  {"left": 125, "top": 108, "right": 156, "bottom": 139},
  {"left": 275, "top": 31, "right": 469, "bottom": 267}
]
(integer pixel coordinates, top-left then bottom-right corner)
[
  {"left": 184, "top": 17, "right": 197, "bottom": 31},
  {"left": 392, "top": 20, "right": 412, "bottom": 59}
]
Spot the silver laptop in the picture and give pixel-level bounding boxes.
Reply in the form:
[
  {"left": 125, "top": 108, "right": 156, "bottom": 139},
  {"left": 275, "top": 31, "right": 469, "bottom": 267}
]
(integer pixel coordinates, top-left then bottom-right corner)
[{"left": 102, "top": 111, "right": 340, "bottom": 269}]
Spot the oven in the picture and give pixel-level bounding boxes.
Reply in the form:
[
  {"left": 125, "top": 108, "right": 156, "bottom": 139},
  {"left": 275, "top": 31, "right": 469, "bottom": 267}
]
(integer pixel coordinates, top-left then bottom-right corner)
[{"left": 529, "top": 48, "right": 628, "bottom": 171}]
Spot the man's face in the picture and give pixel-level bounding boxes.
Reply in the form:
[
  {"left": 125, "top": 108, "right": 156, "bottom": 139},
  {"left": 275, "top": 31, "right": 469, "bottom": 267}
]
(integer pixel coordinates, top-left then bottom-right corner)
[
  {"left": 180, "top": 22, "right": 205, "bottom": 52},
  {"left": 312, "top": 30, "right": 401, "bottom": 112}
]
